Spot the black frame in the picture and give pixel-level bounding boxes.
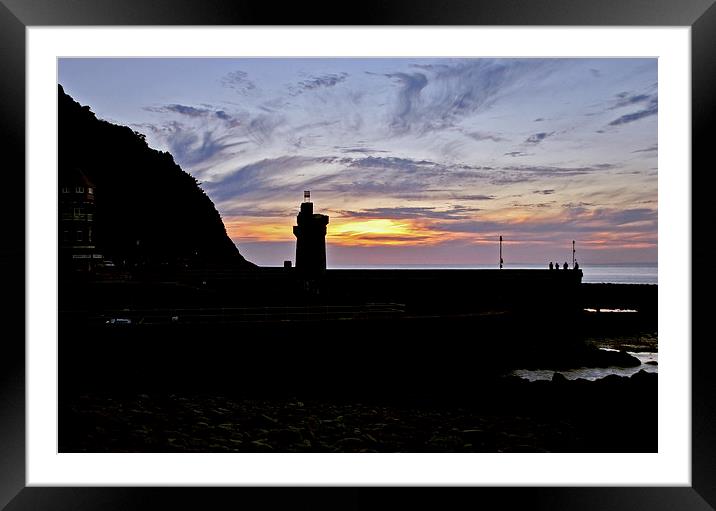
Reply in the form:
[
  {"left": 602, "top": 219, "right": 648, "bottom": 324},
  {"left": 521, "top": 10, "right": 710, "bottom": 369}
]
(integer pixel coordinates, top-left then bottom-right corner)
[{"left": 0, "top": 0, "right": 712, "bottom": 508}]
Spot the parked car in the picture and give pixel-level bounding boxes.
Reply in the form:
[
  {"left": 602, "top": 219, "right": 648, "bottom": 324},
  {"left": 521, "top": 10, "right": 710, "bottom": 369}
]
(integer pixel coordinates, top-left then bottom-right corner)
[{"left": 105, "top": 317, "right": 132, "bottom": 325}]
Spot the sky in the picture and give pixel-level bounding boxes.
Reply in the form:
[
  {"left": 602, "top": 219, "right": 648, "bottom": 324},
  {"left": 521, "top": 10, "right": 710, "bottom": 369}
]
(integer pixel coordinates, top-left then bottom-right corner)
[{"left": 58, "top": 58, "right": 658, "bottom": 267}]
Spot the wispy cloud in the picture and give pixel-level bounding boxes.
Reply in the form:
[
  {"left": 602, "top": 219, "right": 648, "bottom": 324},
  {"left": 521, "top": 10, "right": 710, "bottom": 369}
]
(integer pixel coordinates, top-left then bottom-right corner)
[
  {"left": 524, "top": 131, "right": 555, "bottom": 144},
  {"left": 609, "top": 103, "right": 657, "bottom": 126},
  {"left": 464, "top": 131, "right": 506, "bottom": 142},
  {"left": 289, "top": 72, "right": 349, "bottom": 95},
  {"left": 434, "top": 207, "right": 656, "bottom": 236},
  {"left": 335, "top": 145, "right": 389, "bottom": 154},
  {"left": 133, "top": 120, "right": 248, "bottom": 169},
  {"left": 144, "top": 103, "right": 240, "bottom": 125},
  {"left": 221, "top": 70, "right": 256, "bottom": 95},
  {"left": 337, "top": 205, "right": 480, "bottom": 220},
  {"left": 372, "top": 59, "right": 559, "bottom": 135},
  {"left": 607, "top": 92, "right": 658, "bottom": 126}
]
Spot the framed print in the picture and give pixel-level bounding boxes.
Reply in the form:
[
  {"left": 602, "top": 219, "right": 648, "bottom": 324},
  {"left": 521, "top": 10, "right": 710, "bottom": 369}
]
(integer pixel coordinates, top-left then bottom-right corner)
[{"left": 1, "top": 0, "right": 713, "bottom": 509}]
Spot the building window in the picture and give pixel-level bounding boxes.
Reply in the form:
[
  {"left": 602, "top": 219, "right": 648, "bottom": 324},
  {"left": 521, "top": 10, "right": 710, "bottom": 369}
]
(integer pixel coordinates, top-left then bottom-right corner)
[
  {"left": 73, "top": 207, "right": 83, "bottom": 217},
  {"left": 87, "top": 187, "right": 94, "bottom": 194},
  {"left": 61, "top": 187, "right": 70, "bottom": 193},
  {"left": 76, "top": 230, "right": 83, "bottom": 242},
  {"left": 75, "top": 186, "right": 84, "bottom": 193}
]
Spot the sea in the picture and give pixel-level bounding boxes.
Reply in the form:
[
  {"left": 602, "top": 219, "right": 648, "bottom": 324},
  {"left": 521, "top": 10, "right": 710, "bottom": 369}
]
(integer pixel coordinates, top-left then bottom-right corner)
[
  {"left": 512, "top": 351, "right": 658, "bottom": 382},
  {"left": 327, "top": 263, "right": 657, "bottom": 285}
]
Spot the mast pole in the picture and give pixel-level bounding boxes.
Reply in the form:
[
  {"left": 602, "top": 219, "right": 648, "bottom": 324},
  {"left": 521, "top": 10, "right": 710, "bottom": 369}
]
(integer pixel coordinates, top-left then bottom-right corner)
[
  {"left": 572, "top": 240, "right": 575, "bottom": 268},
  {"left": 499, "top": 235, "right": 503, "bottom": 269}
]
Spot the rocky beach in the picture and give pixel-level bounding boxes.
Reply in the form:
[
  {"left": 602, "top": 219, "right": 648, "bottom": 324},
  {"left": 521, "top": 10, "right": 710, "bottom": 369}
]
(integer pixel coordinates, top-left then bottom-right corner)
[{"left": 60, "top": 326, "right": 657, "bottom": 453}]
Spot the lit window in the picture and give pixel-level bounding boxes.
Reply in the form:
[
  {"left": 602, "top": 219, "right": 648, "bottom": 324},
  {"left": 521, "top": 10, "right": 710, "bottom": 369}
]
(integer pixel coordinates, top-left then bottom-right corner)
[
  {"left": 87, "top": 187, "right": 94, "bottom": 194},
  {"left": 76, "top": 230, "right": 83, "bottom": 242},
  {"left": 75, "top": 186, "right": 84, "bottom": 193},
  {"left": 61, "top": 187, "right": 70, "bottom": 193}
]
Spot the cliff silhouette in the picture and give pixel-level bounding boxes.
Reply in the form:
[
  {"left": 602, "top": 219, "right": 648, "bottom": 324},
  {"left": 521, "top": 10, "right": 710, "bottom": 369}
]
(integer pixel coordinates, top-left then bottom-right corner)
[{"left": 58, "top": 84, "right": 253, "bottom": 269}]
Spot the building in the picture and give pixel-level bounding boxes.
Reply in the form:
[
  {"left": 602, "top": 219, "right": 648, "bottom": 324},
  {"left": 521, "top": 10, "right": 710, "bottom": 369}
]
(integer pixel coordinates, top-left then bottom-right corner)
[
  {"left": 292, "top": 191, "right": 329, "bottom": 273},
  {"left": 59, "top": 168, "right": 102, "bottom": 270}
]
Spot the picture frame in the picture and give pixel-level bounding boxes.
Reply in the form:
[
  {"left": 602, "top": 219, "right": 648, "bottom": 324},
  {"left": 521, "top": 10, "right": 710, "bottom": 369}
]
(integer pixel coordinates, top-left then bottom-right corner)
[{"left": 1, "top": 0, "right": 711, "bottom": 508}]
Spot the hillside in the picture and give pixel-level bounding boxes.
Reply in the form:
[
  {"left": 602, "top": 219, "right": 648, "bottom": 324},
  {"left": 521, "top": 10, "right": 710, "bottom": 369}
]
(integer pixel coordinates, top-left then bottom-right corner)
[{"left": 58, "top": 84, "right": 253, "bottom": 269}]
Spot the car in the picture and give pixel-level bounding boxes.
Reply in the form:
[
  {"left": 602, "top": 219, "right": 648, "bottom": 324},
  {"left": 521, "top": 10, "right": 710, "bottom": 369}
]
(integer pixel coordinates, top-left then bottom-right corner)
[{"left": 105, "top": 318, "right": 132, "bottom": 325}]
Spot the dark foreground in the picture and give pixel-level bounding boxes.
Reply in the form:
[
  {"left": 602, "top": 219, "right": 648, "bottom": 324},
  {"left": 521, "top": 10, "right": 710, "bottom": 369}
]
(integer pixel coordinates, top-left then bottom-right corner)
[
  {"left": 59, "top": 322, "right": 658, "bottom": 453},
  {"left": 60, "top": 369, "right": 656, "bottom": 453},
  {"left": 59, "top": 274, "right": 658, "bottom": 453}
]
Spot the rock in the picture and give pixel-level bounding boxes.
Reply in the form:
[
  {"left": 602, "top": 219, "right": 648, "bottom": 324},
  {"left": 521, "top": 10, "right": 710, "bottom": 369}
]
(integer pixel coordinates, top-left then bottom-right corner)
[
  {"left": 551, "top": 372, "right": 568, "bottom": 383},
  {"left": 631, "top": 369, "right": 657, "bottom": 383},
  {"left": 332, "top": 437, "right": 365, "bottom": 451},
  {"left": 267, "top": 428, "right": 303, "bottom": 445}
]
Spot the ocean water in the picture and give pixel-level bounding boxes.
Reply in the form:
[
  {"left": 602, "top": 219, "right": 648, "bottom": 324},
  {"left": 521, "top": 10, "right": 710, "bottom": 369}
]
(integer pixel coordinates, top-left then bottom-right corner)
[
  {"left": 328, "top": 263, "right": 657, "bottom": 285},
  {"left": 512, "top": 350, "right": 658, "bottom": 381}
]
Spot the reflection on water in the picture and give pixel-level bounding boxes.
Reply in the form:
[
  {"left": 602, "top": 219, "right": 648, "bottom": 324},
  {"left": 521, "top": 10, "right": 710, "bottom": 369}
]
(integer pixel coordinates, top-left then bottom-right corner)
[
  {"left": 512, "top": 350, "right": 658, "bottom": 382},
  {"left": 584, "top": 308, "right": 637, "bottom": 313}
]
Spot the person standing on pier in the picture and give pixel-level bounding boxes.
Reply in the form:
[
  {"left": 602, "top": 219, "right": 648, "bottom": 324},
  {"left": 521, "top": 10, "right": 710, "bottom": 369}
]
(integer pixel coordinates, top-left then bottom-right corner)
[{"left": 549, "top": 262, "right": 554, "bottom": 270}]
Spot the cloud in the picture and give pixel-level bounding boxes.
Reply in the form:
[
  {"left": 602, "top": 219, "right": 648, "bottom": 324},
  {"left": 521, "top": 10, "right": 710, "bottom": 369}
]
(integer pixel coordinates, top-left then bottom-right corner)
[
  {"left": 200, "top": 152, "right": 622, "bottom": 210},
  {"left": 510, "top": 201, "right": 556, "bottom": 208},
  {"left": 379, "top": 71, "right": 429, "bottom": 133},
  {"left": 221, "top": 70, "right": 256, "bottom": 95},
  {"left": 504, "top": 151, "right": 528, "bottom": 157},
  {"left": 454, "top": 194, "right": 496, "bottom": 201},
  {"left": 372, "top": 59, "right": 559, "bottom": 135},
  {"left": 533, "top": 189, "right": 555, "bottom": 195},
  {"left": 612, "top": 92, "right": 652, "bottom": 109},
  {"left": 562, "top": 202, "right": 595, "bottom": 208},
  {"left": 502, "top": 163, "right": 614, "bottom": 176},
  {"left": 433, "top": 207, "right": 656, "bottom": 236},
  {"left": 215, "top": 110, "right": 232, "bottom": 121},
  {"left": 220, "top": 206, "right": 294, "bottom": 218},
  {"left": 335, "top": 146, "right": 390, "bottom": 154},
  {"left": 607, "top": 92, "right": 658, "bottom": 126},
  {"left": 337, "top": 206, "right": 480, "bottom": 220},
  {"left": 632, "top": 144, "right": 658, "bottom": 153},
  {"left": 133, "top": 120, "right": 249, "bottom": 170},
  {"left": 144, "top": 103, "right": 241, "bottom": 125},
  {"left": 487, "top": 163, "right": 614, "bottom": 185},
  {"left": 465, "top": 131, "right": 506, "bottom": 142},
  {"left": 163, "top": 104, "right": 208, "bottom": 117},
  {"left": 246, "top": 113, "right": 284, "bottom": 145},
  {"left": 524, "top": 131, "right": 554, "bottom": 144},
  {"left": 204, "top": 155, "right": 324, "bottom": 202},
  {"left": 346, "top": 156, "right": 440, "bottom": 171},
  {"left": 608, "top": 102, "right": 658, "bottom": 126},
  {"left": 289, "top": 72, "right": 349, "bottom": 95}
]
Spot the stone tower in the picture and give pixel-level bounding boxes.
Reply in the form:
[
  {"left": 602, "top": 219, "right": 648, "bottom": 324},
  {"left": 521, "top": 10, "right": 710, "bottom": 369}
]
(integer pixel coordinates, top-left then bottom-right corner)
[{"left": 292, "top": 191, "right": 329, "bottom": 273}]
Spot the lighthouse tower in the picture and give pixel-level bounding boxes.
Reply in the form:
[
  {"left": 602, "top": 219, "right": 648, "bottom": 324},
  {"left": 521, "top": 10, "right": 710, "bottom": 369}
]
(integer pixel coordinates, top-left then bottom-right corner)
[{"left": 293, "top": 191, "right": 329, "bottom": 273}]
